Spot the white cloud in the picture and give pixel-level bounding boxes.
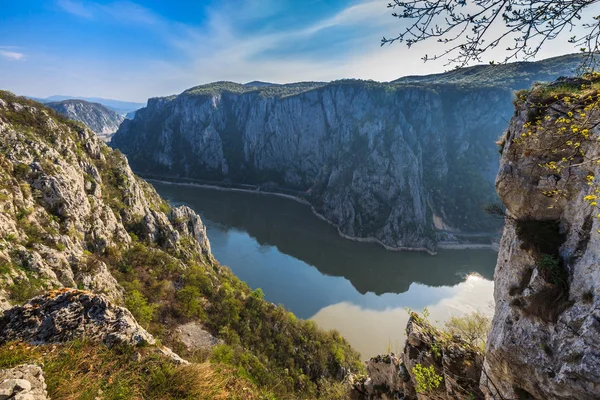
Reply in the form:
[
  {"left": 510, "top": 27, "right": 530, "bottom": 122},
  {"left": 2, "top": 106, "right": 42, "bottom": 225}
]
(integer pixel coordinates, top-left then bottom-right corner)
[
  {"left": 56, "top": 0, "right": 161, "bottom": 26},
  {"left": 56, "top": 0, "right": 94, "bottom": 19},
  {"left": 0, "top": 50, "right": 26, "bottom": 61}
]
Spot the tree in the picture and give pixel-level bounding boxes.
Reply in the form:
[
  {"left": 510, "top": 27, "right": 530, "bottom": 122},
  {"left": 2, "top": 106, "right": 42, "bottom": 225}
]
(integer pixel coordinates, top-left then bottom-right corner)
[
  {"left": 383, "top": 0, "right": 600, "bottom": 70},
  {"left": 444, "top": 311, "right": 491, "bottom": 347}
]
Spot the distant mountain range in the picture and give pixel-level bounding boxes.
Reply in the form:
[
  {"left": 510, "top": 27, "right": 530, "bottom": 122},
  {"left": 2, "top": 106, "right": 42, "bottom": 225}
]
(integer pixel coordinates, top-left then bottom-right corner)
[
  {"left": 46, "top": 99, "right": 125, "bottom": 142},
  {"left": 395, "top": 54, "right": 582, "bottom": 89},
  {"left": 28, "top": 95, "right": 145, "bottom": 115}
]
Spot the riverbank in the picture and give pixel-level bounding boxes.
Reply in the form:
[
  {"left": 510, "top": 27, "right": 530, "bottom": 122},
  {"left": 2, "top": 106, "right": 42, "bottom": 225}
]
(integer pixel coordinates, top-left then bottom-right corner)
[{"left": 144, "top": 176, "right": 498, "bottom": 255}]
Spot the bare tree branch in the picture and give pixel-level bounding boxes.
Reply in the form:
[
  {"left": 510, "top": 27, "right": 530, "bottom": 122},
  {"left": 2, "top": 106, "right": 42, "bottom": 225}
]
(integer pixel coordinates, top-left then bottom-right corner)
[{"left": 383, "top": 0, "right": 600, "bottom": 71}]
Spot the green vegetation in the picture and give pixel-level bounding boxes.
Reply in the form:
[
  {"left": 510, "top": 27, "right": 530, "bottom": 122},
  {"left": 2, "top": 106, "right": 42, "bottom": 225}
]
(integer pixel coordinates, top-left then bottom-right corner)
[
  {"left": 110, "top": 241, "right": 363, "bottom": 397},
  {"left": 396, "top": 54, "right": 584, "bottom": 90},
  {"left": 183, "top": 81, "right": 326, "bottom": 99},
  {"left": 7, "top": 275, "right": 46, "bottom": 304},
  {"left": 412, "top": 363, "right": 443, "bottom": 394},
  {"left": 445, "top": 311, "right": 491, "bottom": 349}
]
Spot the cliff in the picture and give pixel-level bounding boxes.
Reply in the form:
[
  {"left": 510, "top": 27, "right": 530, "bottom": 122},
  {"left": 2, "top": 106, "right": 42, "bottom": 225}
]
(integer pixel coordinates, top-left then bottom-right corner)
[
  {"left": 112, "top": 55, "right": 582, "bottom": 252},
  {"left": 113, "top": 81, "right": 510, "bottom": 252},
  {"left": 0, "top": 90, "right": 362, "bottom": 399},
  {"left": 46, "top": 99, "right": 125, "bottom": 141},
  {"left": 483, "top": 76, "right": 600, "bottom": 399}
]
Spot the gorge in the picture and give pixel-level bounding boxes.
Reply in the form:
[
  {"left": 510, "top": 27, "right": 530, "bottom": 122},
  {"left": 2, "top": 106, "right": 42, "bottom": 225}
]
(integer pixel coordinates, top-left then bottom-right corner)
[
  {"left": 2, "top": 58, "right": 600, "bottom": 400},
  {"left": 112, "top": 54, "right": 583, "bottom": 253}
]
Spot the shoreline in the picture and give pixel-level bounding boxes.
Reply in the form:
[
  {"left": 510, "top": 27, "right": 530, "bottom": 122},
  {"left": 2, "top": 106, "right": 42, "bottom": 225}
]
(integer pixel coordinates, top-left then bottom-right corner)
[{"left": 147, "top": 178, "right": 498, "bottom": 256}]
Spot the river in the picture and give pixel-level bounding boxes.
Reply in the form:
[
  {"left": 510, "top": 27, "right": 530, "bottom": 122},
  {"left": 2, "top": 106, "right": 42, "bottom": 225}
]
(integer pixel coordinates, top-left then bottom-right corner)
[{"left": 152, "top": 181, "right": 498, "bottom": 359}]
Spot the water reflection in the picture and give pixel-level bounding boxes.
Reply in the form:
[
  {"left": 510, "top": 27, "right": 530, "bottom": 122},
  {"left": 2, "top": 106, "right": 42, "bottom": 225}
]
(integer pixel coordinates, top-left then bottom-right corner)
[
  {"left": 312, "top": 276, "right": 494, "bottom": 357},
  {"left": 152, "top": 182, "right": 497, "bottom": 358}
]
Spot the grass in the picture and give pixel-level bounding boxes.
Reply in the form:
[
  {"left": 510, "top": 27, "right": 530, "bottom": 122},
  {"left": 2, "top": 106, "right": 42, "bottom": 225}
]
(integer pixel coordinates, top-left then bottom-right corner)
[{"left": 0, "top": 340, "right": 260, "bottom": 400}]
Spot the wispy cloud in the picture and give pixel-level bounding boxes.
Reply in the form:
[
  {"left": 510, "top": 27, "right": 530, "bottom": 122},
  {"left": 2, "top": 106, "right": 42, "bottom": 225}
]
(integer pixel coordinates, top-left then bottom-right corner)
[
  {"left": 0, "top": 49, "right": 26, "bottom": 61},
  {"left": 56, "top": 0, "right": 94, "bottom": 19},
  {"left": 56, "top": 0, "right": 160, "bottom": 25}
]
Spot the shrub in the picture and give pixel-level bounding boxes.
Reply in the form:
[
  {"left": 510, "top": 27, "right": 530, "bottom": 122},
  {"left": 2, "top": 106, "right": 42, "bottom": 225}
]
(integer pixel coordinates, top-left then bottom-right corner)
[
  {"left": 445, "top": 311, "right": 491, "bottom": 348},
  {"left": 125, "top": 290, "right": 156, "bottom": 327},
  {"left": 412, "top": 364, "right": 443, "bottom": 394}
]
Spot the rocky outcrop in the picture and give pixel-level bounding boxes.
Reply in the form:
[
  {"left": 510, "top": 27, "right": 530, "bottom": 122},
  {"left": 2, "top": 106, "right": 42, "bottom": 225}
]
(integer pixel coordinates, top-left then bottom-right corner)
[
  {"left": 352, "top": 315, "right": 484, "bottom": 400},
  {"left": 0, "top": 364, "right": 48, "bottom": 400},
  {"left": 0, "top": 289, "right": 154, "bottom": 347},
  {"left": 0, "top": 91, "right": 210, "bottom": 310},
  {"left": 46, "top": 99, "right": 125, "bottom": 142},
  {"left": 0, "top": 289, "right": 188, "bottom": 365},
  {"left": 174, "top": 322, "right": 223, "bottom": 351},
  {"left": 483, "top": 79, "right": 600, "bottom": 399}
]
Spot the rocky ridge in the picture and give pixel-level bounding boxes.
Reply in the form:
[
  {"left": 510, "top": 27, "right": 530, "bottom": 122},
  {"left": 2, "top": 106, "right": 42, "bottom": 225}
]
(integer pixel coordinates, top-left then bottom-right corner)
[
  {"left": 0, "top": 90, "right": 362, "bottom": 398},
  {"left": 0, "top": 92, "right": 209, "bottom": 310},
  {"left": 112, "top": 55, "right": 582, "bottom": 252},
  {"left": 46, "top": 99, "right": 125, "bottom": 142}
]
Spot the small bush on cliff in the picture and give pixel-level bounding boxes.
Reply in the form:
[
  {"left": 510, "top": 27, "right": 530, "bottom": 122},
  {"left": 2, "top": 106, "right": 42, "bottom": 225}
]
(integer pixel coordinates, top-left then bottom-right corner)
[
  {"left": 445, "top": 311, "right": 491, "bottom": 349},
  {"left": 412, "top": 363, "right": 443, "bottom": 394}
]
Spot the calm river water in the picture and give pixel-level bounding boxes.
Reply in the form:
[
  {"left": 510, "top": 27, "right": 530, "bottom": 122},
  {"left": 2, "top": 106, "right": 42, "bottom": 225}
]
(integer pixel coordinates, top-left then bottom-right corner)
[{"left": 152, "top": 181, "right": 497, "bottom": 359}]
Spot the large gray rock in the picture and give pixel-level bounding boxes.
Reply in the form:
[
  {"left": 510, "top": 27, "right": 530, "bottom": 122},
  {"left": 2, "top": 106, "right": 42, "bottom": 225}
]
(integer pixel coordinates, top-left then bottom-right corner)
[
  {"left": 0, "top": 289, "right": 189, "bottom": 365},
  {"left": 0, "top": 289, "right": 154, "bottom": 347},
  {"left": 352, "top": 315, "right": 484, "bottom": 400}
]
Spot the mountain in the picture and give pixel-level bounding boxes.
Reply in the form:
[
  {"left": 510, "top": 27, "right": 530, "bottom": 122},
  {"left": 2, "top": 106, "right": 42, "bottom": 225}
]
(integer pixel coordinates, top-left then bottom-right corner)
[
  {"left": 244, "top": 80, "right": 279, "bottom": 87},
  {"left": 395, "top": 53, "right": 583, "bottom": 88},
  {"left": 111, "top": 55, "right": 581, "bottom": 252},
  {"left": 0, "top": 90, "right": 362, "bottom": 398},
  {"left": 46, "top": 99, "right": 125, "bottom": 142},
  {"left": 29, "top": 95, "right": 145, "bottom": 115}
]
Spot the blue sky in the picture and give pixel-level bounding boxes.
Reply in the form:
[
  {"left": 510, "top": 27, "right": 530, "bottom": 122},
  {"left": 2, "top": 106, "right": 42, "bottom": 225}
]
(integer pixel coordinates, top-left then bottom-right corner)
[{"left": 0, "top": 0, "right": 591, "bottom": 102}]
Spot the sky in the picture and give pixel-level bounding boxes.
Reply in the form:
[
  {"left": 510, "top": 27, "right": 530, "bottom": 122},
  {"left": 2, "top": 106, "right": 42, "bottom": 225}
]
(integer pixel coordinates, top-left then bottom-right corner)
[{"left": 0, "top": 0, "right": 595, "bottom": 102}]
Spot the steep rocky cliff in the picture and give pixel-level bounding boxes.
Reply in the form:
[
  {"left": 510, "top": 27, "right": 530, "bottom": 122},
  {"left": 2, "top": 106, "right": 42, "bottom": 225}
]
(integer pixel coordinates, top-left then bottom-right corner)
[
  {"left": 483, "top": 77, "right": 600, "bottom": 399},
  {"left": 0, "top": 90, "right": 362, "bottom": 399},
  {"left": 47, "top": 99, "right": 125, "bottom": 141},
  {"left": 113, "top": 81, "right": 510, "bottom": 251},
  {"left": 112, "top": 55, "right": 582, "bottom": 252}
]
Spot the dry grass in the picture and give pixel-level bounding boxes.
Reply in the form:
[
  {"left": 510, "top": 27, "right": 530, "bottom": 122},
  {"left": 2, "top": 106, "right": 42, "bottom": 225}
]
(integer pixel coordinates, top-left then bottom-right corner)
[{"left": 0, "top": 340, "right": 260, "bottom": 400}]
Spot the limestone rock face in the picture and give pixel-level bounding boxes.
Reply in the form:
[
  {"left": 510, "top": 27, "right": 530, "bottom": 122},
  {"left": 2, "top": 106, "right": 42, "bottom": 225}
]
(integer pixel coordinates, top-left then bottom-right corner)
[
  {"left": 0, "top": 93, "right": 211, "bottom": 309},
  {"left": 0, "top": 289, "right": 154, "bottom": 347},
  {"left": 0, "top": 289, "right": 188, "bottom": 365},
  {"left": 113, "top": 83, "right": 512, "bottom": 251},
  {"left": 0, "top": 364, "right": 48, "bottom": 400},
  {"left": 484, "top": 85, "right": 600, "bottom": 399},
  {"left": 47, "top": 99, "right": 125, "bottom": 142}
]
